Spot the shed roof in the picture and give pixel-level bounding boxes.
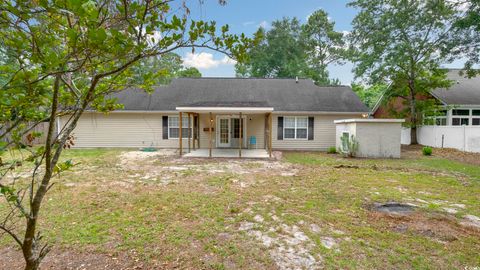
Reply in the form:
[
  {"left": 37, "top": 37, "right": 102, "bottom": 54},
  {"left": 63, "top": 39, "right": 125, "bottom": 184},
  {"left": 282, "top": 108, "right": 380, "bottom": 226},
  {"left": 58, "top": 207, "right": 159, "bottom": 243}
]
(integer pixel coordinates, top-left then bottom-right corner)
[{"left": 112, "top": 78, "right": 369, "bottom": 113}]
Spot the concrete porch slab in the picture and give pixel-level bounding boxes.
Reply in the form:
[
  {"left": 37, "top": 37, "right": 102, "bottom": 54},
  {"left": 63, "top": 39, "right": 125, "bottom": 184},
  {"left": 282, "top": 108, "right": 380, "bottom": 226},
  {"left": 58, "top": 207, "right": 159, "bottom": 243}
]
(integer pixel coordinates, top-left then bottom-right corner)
[{"left": 183, "top": 149, "right": 270, "bottom": 158}]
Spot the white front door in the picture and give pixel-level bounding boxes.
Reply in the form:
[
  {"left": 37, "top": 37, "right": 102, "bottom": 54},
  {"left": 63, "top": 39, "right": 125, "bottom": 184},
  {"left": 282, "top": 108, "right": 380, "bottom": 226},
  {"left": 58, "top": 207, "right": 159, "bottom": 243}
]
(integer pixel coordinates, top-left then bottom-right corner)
[{"left": 217, "top": 117, "right": 230, "bottom": 147}]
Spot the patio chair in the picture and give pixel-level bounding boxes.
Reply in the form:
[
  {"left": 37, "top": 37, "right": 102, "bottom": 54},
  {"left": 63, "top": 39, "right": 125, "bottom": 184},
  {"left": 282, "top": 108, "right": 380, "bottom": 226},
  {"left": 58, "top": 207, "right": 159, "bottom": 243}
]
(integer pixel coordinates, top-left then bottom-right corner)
[{"left": 249, "top": 136, "right": 257, "bottom": 149}]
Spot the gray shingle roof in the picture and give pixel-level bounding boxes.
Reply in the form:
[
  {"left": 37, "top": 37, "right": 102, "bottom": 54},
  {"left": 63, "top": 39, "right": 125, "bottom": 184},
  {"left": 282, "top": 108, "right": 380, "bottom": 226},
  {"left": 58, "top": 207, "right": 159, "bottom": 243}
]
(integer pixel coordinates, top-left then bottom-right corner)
[
  {"left": 432, "top": 70, "right": 480, "bottom": 105},
  {"left": 112, "top": 78, "right": 369, "bottom": 112}
]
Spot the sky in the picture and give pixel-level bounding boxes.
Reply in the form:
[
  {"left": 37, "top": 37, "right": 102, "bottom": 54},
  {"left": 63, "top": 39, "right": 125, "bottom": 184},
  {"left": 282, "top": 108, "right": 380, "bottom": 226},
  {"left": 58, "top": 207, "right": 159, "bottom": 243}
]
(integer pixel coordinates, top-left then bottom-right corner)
[{"left": 175, "top": 0, "right": 466, "bottom": 85}]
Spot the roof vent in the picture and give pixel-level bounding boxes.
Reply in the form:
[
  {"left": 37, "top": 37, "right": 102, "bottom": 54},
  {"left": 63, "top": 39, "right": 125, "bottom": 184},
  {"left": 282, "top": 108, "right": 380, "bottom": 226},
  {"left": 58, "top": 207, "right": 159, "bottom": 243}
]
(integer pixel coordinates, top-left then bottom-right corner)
[{"left": 295, "top": 76, "right": 299, "bottom": 83}]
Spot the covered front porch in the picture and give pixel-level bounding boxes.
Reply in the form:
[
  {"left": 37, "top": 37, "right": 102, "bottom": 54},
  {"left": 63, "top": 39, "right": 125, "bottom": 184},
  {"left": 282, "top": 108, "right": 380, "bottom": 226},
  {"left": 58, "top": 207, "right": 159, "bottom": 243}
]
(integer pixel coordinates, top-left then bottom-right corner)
[{"left": 176, "top": 103, "right": 274, "bottom": 158}]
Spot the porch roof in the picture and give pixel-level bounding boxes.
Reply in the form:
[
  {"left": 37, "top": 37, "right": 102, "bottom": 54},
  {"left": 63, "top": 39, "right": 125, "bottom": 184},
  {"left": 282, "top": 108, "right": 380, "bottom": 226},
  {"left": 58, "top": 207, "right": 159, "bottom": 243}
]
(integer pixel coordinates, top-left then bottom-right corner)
[{"left": 176, "top": 101, "right": 274, "bottom": 114}]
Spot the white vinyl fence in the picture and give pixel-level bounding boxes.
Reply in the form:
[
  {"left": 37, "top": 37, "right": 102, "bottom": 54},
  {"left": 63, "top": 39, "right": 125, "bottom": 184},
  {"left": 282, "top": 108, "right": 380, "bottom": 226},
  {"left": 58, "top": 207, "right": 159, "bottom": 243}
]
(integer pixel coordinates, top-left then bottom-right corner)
[
  {"left": 417, "top": 126, "right": 480, "bottom": 153},
  {"left": 401, "top": 127, "right": 411, "bottom": 145}
]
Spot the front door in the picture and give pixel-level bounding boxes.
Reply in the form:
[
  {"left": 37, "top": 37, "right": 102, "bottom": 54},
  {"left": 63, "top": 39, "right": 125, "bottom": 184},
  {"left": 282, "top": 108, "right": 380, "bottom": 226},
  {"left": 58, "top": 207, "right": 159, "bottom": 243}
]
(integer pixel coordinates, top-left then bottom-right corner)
[
  {"left": 230, "top": 118, "right": 245, "bottom": 148},
  {"left": 218, "top": 117, "right": 230, "bottom": 147}
]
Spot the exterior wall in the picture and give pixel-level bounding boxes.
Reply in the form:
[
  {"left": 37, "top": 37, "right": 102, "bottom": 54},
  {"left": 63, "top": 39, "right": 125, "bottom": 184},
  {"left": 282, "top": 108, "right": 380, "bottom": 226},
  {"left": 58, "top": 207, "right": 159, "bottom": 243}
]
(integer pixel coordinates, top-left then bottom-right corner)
[
  {"left": 61, "top": 112, "right": 181, "bottom": 148},
  {"left": 65, "top": 112, "right": 366, "bottom": 151},
  {"left": 272, "top": 113, "right": 363, "bottom": 151},
  {"left": 417, "top": 126, "right": 480, "bottom": 153},
  {"left": 198, "top": 113, "right": 266, "bottom": 149},
  {"left": 336, "top": 122, "right": 402, "bottom": 158},
  {"left": 373, "top": 94, "right": 432, "bottom": 121}
]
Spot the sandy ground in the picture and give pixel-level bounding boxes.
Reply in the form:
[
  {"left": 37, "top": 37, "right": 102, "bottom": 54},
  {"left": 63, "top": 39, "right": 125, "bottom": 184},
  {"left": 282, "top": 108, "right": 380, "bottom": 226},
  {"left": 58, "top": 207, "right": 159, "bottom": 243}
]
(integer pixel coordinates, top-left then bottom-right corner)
[{"left": 402, "top": 144, "right": 480, "bottom": 166}]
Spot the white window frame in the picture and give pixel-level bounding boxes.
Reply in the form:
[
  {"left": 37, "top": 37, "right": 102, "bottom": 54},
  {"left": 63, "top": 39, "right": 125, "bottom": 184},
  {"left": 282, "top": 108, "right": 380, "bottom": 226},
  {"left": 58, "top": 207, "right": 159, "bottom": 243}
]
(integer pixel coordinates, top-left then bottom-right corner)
[
  {"left": 168, "top": 116, "right": 192, "bottom": 139},
  {"left": 451, "top": 109, "right": 471, "bottom": 126},
  {"left": 283, "top": 116, "right": 308, "bottom": 140},
  {"left": 472, "top": 109, "right": 480, "bottom": 126}
]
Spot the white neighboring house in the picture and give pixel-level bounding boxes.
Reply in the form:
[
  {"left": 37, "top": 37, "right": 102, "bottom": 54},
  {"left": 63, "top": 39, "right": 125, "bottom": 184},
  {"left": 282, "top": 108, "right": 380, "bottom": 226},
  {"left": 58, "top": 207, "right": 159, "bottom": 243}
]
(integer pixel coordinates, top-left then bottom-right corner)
[{"left": 372, "top": 70, "right": 480, "bottom": 152}]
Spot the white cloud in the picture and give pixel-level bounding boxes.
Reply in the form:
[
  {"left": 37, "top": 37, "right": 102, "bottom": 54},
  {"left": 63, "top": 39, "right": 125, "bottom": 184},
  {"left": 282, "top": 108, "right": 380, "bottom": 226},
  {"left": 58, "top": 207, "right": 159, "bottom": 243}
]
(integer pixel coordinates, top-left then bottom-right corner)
[
  {"left": 447, "top": 0, "right": 471, "bottom": 11},
  {"left": 243, "top": 21, "right": 255, "bottom": 26},
  {"left": 183, "top": 52, "right": 237, "bottom": 69},
  {"left": 258, "top": 20, "right": 270, "bottom": 29}
]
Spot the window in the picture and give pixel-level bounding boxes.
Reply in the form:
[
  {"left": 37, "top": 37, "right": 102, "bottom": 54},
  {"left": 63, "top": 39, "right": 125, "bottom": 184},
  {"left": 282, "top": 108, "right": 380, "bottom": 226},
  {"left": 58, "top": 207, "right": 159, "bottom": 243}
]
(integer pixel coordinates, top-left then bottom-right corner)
[
  {"left": 452, "top": 118, "right": 469, "bottom": 126},
  {"left": 423, "top": 110, "right": 447, "bottom": 126},
  {"left": 284, "top": 116, "right": 308, "bottom": 139},
  {"left": 168, "top": 116, "right": 191, "bottom": 139},
  {"left": 452, "top": 109, "right": 470, "bottom": 126},
  {"left": 452, "top": 109, "right": 469, "bottom": 116},
  {"left": 473, "top": 110, "right": 480, "bottom": 126}
]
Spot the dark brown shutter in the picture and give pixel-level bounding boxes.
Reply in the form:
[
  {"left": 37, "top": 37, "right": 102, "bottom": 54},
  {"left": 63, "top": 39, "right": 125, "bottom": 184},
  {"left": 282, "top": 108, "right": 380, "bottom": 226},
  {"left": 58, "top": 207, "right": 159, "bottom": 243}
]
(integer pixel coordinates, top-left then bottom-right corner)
[
  {"left": 308, "top": 117, "right": 314, "bottom": 140},
  {"left": 277, "top": 116, "right": 284, "bottom": 140},
  {"left": 162, "top": 116, "right": 168, "bottom": 139}
]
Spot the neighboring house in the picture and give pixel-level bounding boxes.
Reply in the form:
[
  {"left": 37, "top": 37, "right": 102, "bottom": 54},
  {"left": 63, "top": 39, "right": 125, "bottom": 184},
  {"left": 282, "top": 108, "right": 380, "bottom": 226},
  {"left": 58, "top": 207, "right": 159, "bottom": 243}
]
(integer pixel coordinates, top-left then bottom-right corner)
[
  {"left": 61, "top": 78, "right": 368, "bottom": 156},
  {"left": 372, "top": 70, "right": 480, "bottom": 126}
]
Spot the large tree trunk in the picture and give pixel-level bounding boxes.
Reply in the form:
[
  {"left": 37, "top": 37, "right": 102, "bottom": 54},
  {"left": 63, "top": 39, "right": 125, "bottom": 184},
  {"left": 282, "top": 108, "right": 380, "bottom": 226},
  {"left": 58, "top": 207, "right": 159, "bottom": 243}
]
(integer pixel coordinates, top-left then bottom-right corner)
[{"left": 410, "top": 126, "right": 417, "bottom": 145}]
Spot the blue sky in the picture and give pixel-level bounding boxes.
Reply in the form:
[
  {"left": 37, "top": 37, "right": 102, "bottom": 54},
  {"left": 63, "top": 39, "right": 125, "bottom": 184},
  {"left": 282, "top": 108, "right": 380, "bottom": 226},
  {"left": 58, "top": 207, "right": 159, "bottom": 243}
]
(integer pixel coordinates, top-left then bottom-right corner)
[{"left": 176, "top": 0, "right": 465, "bottom": 85}]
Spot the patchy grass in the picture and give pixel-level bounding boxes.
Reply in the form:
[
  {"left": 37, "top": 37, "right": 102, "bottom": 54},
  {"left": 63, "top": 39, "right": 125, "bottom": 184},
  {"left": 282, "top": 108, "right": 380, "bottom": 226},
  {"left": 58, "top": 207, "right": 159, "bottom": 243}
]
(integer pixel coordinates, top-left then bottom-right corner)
[{"left": 1, "top": 149, "right": 479, "bottom": 269}]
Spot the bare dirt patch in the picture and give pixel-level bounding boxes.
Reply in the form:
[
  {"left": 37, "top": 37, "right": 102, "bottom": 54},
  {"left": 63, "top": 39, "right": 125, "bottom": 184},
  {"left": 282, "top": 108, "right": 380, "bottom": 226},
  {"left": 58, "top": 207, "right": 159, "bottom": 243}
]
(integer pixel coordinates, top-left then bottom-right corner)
[
  {"left": 402, "top": 145, "right": 480, "bottom": 166},
  {"left": 238, "top": 216, "right": 323, "bottom": 269},
  {"left": 369, "top": 211, "right": 480, "bottom": 243},
  {"left": 0, "top": 247, "right": 148, "bottom": 270}
]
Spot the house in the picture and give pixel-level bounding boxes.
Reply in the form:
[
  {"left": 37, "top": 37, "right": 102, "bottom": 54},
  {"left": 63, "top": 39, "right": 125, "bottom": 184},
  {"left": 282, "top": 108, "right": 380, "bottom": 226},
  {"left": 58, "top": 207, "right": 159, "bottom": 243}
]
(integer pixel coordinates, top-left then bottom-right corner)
[
  {"left": 61, "top": 78, "right": 369, "bottom": 157},
  {"left": 372, "top": 70, "right": 480, "bottom": 126}
]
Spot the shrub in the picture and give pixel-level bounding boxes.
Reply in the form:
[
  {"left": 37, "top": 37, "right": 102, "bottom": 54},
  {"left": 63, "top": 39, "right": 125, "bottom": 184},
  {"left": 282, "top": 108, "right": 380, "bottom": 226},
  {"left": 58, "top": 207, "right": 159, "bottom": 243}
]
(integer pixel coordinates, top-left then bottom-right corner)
[
  {"left": 422, "top": 146, "right": 433, "bottom": 156},
  {"left": 340, "top": 134, "right": 359, "bottom": 158},
  {"left": 327, "top": 146, "right": 337, "bottom": 154}
]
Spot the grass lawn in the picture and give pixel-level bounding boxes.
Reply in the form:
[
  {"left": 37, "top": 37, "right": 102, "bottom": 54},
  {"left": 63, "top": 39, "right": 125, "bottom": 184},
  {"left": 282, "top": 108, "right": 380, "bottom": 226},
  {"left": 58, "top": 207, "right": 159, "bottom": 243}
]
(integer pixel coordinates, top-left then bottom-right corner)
[{"left": 1, "top": 148, "right": 479, "bottom": 269}]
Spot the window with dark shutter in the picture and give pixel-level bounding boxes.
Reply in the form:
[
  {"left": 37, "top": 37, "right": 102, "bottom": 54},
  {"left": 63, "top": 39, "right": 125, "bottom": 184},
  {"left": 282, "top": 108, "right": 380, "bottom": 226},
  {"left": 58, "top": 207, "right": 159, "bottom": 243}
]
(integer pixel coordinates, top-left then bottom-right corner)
[
  {"left": 308, "top": 117, "right": 314, "bottom": 140},
  {"left": 162, "top": 116, "right": 169, "bottom": 139},
  {"left": 277, "top": 116, "right": 284, "bottom": 140}
]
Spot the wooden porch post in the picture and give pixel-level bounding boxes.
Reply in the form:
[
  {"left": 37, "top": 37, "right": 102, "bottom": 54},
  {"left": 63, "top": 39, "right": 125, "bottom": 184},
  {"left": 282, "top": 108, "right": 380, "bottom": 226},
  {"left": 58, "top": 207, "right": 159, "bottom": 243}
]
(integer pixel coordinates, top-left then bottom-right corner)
[
  {"left": 197, "top": 114, "right": 200, "bottom": 149},
  {"left": 209, "top": 112, "right": 213, "bottom": 158},
  {"left": 192, "top": 114, "right": 196, "bottom": 150},
  {"left": 188, "top": 113, "right": 191, "bottom": 153},
  {"left": 239, "top": 112, "right": 242, "bottom": 158},
  {"left": 268, "top": 113, "right": 272, "bottom": 158},
  {"left": 179, "top": 112, "right": 183, "bottom": 156}
]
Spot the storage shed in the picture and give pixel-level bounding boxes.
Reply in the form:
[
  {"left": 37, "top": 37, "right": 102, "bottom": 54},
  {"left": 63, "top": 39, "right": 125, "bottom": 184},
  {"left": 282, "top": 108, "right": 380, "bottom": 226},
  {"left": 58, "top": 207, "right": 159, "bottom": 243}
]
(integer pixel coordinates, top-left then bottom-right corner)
[{"left": 334, "top": 119, "right": 405, "bottom": 158}]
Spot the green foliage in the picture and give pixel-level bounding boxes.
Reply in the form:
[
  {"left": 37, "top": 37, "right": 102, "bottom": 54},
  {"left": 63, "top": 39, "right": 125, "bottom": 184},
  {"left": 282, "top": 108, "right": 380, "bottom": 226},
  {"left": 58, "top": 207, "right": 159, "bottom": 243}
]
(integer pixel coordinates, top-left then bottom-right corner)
[
  {"left": 422, "top": 146, "right": 433, "bottom": 156},
  {"left": 327, "top": 146, "right": 337, "bottom": 154},
  {"left": 452, "top": 0, "right": 480, "bottom": 77},
  {"left": 351, "top": 83, "right": 387, "bottom": 109},
  {"left": 178, "top": 67, "right": 202, "bottom": 78},
  {"left": 130, "top": 53, "right": 202, "bottom": 86},
  {"left": 348, "top": 0, "right": 457, "bottom": 133},
  {"left": 236, "top": 10, "right": 345, "bottom": 86},
  {"left": 340, "top": 134, "right": 359, "bottom": 158},
  {"left": 0, "top": 1, "right": 250, "bottom": 267}
]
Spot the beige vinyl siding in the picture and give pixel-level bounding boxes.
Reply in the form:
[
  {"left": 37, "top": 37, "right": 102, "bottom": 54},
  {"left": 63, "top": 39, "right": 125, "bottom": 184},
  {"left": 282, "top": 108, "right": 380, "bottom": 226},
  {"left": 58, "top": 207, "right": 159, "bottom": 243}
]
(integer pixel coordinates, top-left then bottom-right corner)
[
  {"left": 198, "top": 113, "right": 266, "bottom": 149},
  {"left": 62, "top": 112, "right": 185, "bottom": 148},
  {"left": 272, "top": 113, "right": 363, "bottom": 151}
]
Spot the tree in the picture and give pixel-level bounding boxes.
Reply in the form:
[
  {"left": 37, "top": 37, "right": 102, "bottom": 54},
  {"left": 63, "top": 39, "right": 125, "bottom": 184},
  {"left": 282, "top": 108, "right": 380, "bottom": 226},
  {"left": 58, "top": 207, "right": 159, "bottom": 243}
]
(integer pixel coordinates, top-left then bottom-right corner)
[
  {"left": 131, "top": 52, "right": 202, "bottom": 85},
  {"left": 236, "top": 18, "right": 306, "bottom": 78},
  {"left": 301, "top": 10, "right": 346, "bottom": 86},
  {"left": 351, "top": 83, "right": 387, "bottom": 109},
  {"left": 452, "top": 0, "right": 480, "bottom": 77},
  {"left": 0, "top": 1, "right": 249, "bottom": 269},
  {"left": 235, "top": 13, "right": 344, "bottom": 85},
  {"left": 178, "top": 67, "right": 202, "bottom": 78},
  {"left": 348, "top": 0, "right": 457, "bottom": 144}
]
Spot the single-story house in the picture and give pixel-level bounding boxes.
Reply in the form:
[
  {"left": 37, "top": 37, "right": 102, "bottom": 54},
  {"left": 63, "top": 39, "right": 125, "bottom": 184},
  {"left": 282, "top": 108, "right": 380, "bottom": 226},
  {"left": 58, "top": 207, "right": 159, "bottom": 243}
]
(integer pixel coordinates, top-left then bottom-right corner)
[
  {"left": 61, "top": 78, "right": 369, "bottom": 157},
  {"left": 372, "top": 69, "right": 480, "bottom": 126}
]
